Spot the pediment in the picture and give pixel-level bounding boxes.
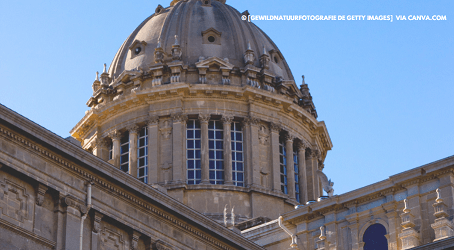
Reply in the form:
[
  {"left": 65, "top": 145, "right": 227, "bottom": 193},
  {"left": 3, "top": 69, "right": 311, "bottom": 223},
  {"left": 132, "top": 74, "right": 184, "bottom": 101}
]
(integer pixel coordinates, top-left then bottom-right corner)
[
  {"left": 201, "top": 27, "right": 222, "bottom": 36},
  {"left": 195, "top": 56, "right": 234, "bottom": 70}
]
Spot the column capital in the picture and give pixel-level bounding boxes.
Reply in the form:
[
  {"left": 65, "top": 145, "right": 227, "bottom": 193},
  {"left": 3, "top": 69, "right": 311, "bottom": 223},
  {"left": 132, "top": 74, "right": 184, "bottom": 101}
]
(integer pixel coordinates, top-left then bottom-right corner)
[
  {"left": 244, "top": 115, "right": 259, "bottom": 126},
  {"left": 94, "top": 137, "right": 109, "bottom": 148},
  {"left": 198, "top": 113, "right": 211, "bottom": 123},
  {"left": 297, "top": 139, "right": 311, "bottom": 151},
  {"left": 270, "top": 122, "right": 281, "bottom": 132},
  {"left": 108, "top": 130, "right": 122, "bottom": 140},
  {"left": 171, "top": 112, "right": 188, "bottom": 123},
  {"left": 126, "top": 124, "right": 140, "bottom": 134},
  {"left": 285, "top": 133, "right": 295, "bottom": 142},
  {"left": 147, "top": 115, "right": 160, "bottom": 126},
  {"left": 221, "top": 114, "right": 234, "bottom": 124}
]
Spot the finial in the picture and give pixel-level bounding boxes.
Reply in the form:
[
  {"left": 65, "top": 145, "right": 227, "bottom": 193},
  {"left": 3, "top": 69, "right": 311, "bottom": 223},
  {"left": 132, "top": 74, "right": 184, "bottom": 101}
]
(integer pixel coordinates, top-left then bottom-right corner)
[
  {"left": 262, "top": 46, "right": 267, "bottom": 55},
  {"left": 302, "top": 75, "right": 305, "bottom": 84},
  {"left": 157, "top": 38, "right": 161, "bottom": 48},
  {"left": 403, "top": 199, "right": 410, "bottom": 213},
  {"left": 103, "top": 63, "right": 107, "bottom": 73},
  {"left": 174, "top": 35, "right": 179, "bottom": 46},
  {"left": 247, "top": 41, "right": 252, "bottom": 50},
  {"left": 320, "top": 225, "right": 326, "bottom": 239},
  {"left": 96, "top": 71, "right": 99, "bottom": 81}
]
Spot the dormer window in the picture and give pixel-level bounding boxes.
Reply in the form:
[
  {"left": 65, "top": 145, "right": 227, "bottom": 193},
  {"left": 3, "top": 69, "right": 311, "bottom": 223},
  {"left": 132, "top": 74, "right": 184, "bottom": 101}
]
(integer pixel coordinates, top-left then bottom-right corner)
[
  {"left": 202, "top": 0, "right": 211, "bottom": 7},
  {"left": 129, "top": 40, "right": 147, "bottom": 59},
  {"left": 202, "top": 28, "right": 222, "bottom": 45}
]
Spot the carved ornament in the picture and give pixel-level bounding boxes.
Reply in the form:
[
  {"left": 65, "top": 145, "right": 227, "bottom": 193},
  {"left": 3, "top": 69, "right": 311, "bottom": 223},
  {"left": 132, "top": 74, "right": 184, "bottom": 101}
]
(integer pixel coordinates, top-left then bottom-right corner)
[{"left": 36, "top": 183, "right": 48, "bottom": 206}]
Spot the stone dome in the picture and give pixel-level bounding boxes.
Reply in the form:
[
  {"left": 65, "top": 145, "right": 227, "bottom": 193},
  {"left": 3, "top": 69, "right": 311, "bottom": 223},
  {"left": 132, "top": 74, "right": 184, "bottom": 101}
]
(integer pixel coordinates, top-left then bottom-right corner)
[{"left": 108, "top": 0, "right": 293, "bottom": 82}]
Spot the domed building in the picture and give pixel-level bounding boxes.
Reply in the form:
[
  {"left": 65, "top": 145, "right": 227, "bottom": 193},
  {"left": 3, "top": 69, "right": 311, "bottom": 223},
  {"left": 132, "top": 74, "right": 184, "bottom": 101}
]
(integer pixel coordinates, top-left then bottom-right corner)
[{"left": 70, "top": 0, "right": 333, "bottom": 223}]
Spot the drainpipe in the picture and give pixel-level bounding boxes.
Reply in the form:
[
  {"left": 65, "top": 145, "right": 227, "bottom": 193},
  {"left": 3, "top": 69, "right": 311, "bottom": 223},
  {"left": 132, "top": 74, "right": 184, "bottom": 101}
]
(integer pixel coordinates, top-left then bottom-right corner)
[
  {"left": 80, "top": 182, "right": 92, "bottom": 250},
  {"left": 278, "top": 216, "right": 298, "bottom": 249}
]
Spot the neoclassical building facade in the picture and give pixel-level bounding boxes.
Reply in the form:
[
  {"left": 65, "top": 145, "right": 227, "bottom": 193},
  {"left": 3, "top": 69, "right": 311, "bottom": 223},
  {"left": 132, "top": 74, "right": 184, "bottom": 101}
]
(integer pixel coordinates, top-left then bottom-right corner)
[
  {"left": 1, "top": 0, "right": 453, "bottom": 250},
  {"left": 70, "top": 0, "right": 333, "bottom": 222}
]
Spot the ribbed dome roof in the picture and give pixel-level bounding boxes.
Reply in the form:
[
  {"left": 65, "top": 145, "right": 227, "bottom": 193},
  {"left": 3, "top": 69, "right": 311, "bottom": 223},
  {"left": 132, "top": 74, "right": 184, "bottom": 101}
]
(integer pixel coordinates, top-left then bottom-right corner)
[{"left": 108, "top": 0, "right": 294, "bottom": 82}]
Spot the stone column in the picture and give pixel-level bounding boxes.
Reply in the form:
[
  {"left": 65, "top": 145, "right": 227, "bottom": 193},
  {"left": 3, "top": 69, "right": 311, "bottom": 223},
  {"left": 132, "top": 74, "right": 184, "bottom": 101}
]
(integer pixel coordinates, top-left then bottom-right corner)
[
  {"left": 109, "top": 130, "right": 122, "bottom": 168},
  {"left": 222, "top": 115, "right": 234, "bottom": 185},
  {"left": 172, "top": 113, "right": 187, "bottom": 184},
  {"left": 128, "top": 125, "right": 139, "bottom": 178},
  {"left": 270, "top": 122, "right": 281, "bottom": 193},
  {"left": 91, "top": 211, "right": 104, "bottom": 250},
  {"left": 312, "top": 149, "right": 321, "bottom": 199},
  {"left": 147, "top": 116, "right": 159, "bottom": 184},
  {"left": 297, "top": 141, "right": 308, "bottom": 204},
  {"left": 305, "top": 149, "right": 315, "bottom": 201},
  {"left": 285, "top": 134, "right": 296, "bottom": 199},
  {"left": 248, "top": 116, "right": 261, "bottom": 187},
  {"left": 199, "top": 114, "right": 211, "bottom": 184}
]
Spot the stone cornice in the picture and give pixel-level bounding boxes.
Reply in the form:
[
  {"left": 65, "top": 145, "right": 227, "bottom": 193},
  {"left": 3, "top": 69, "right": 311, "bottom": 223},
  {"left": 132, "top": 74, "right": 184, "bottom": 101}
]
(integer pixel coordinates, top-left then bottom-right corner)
[
  {"left": 0, "top": 106, "right": 264, "bottom": 250},
  {"left": 279, "top": 155, "right": 454, "bottom": 225},
  {"left": 69, "top": 83, "right": 332, "bottom": 155}
]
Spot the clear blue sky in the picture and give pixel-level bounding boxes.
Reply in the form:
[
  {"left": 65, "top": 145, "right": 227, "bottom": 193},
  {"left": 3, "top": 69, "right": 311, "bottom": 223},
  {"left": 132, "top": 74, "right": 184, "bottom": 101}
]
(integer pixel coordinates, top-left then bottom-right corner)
[{"left": 1, "top": 0, "right": 453, "bottom": 195}]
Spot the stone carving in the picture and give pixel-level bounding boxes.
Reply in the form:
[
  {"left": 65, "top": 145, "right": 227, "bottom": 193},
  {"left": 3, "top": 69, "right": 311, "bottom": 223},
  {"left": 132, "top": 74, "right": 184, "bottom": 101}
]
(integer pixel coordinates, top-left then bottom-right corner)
[
  {"left": 171, "top": 113, "right": 188, "bottom": 123},
  {"left": 0, "top": 179, "right": 30, "bottom": 223},
  {"left": 108, "top": 130, "right": 122, "bottom": 140},
  {"left": 93, "top": 211, "right": 104, "bottom": 234},
  {"left": 221, "top": 114, "right": 234, "bottom": 124},
  {"left": 258, "top": 125, "right": 269, "bottom": 145},
  {"left": 260, "top": 46, "right": 270, "bottom": 69},
  {"left": 270, "top": 122, "right": 281, "bottom": 132},
  {"left": 244, "top": 116, "right": 259, "bottom": 126},
  {"left": 154, "top": 38, "right": 164, "bottom": 64},
  {"left": 285, "top": 133, "right": 295, "bottom": 142},
  {"left": 431, "top": 188, "right": 454, "bottom": 241},
  {"left": 126, "top": 124, "right": 139, "bottom": 134},
  {"left": 160, "top": 124, "right": 172, "bottom": 140},
  {"left": 131, "top": 230, "right": 141, "bottom": 250},
  {"left": 171, "top": 35, "right": 182, "bottom": 61},
  {"left": 316, "top": 170, "right": 334, "bottom": 197},
  {"left": 198, "top": 114, "right": 211, "bottom": 123},
  {"left": 62, "top": 195, "right": 87, "bottom": 214},
  {"left": 101, "top": 227, "right": 125, "bottom": 250},
  {"left": 36, "top": 183, "right": 48, "bottom": 206},
  {"left": 399, "top": 199, "right": 419, "bottom": 249},
  {"left": 244, "top": 41, "right": 255, "bottom": 65},
  {"left": 148, "top": 115, "right": 159, "bottom": 126}
]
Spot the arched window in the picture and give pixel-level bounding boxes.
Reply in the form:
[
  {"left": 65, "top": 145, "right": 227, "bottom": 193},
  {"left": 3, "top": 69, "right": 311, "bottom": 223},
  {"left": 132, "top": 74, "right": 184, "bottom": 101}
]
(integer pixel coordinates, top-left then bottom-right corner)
[
  {"left": 231, "top": 122, "right": 244, "bottom": 187},
  {"left": 279, "top": 137, "right": 287, "bottom": 194},
  {"left": 363, "top": 223, "right": 388, "bottom": 250}
]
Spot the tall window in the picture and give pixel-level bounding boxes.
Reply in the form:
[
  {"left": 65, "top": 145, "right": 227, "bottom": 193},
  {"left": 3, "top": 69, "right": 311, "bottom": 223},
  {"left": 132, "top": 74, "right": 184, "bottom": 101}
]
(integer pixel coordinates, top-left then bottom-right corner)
[
  {"left": 231, "top": 122, "right": 244, "bottom": 187},
  {"left": 137, "top": 127, "right": 148, "bottom": 183},
  {"left": 294, "top": 149, "right": 299, "bottom": 202},
  {"left": 120, "top": 132, "right": 129, "bottom": 173},
  {"left": 209, "top": 121, "right": 224, "bottom": 184},
  {"left": 279, "top": 138, "right": 288, "bottom": 194},
  {"left": 187, "top": 120, "right": 201, "bottom": 184}
]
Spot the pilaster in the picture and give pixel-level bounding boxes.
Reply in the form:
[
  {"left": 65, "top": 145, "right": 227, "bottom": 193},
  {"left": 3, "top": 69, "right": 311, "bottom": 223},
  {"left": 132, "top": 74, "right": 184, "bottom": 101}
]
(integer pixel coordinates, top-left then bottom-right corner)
[
  {"left": 172, "top": 113, "right": 187, "bottom": 184},
  {"left": 91, "top": 211, "right": 104, "bottom": 250},
  {"left": 270, "top": 122, "right": 281, "bottom": 192},
  {"left": 246, "top": 116, "right": 261, "bottom": 187},
  {"left": 297, "top": 141, "right": 308, "bottom": 204},
  {"left": 147, "top": 116, "right": 159, "bottom": 184},
  {"left": 285, "top": 134, "right": 296, "bottom": 200}
]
